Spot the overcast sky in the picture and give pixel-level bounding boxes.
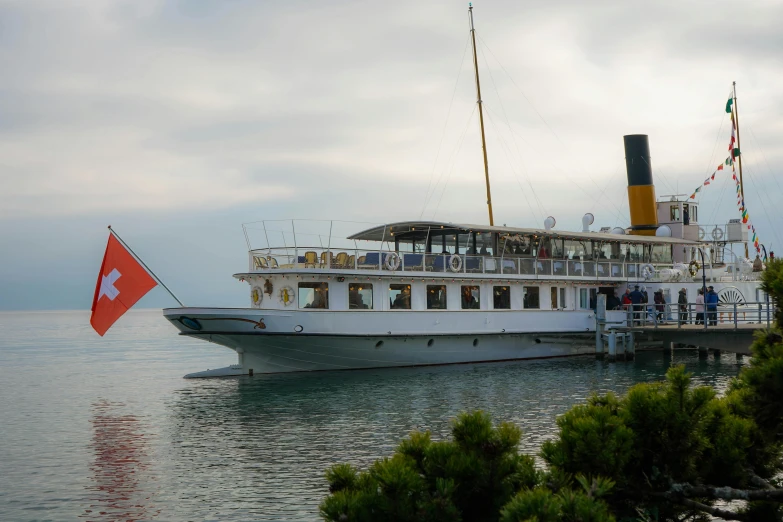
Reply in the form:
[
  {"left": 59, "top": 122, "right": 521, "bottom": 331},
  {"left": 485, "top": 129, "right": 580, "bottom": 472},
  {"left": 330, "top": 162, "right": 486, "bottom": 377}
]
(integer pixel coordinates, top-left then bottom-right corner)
[{"left": 1, "top": 0, "right": 782, "bottom": 311}]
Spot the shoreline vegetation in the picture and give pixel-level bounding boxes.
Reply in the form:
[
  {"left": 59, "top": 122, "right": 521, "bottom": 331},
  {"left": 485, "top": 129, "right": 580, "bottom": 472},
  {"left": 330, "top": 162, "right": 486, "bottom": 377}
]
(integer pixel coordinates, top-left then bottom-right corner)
[{"left": 319, "top": 261, "right": 783, "bottom": 522}]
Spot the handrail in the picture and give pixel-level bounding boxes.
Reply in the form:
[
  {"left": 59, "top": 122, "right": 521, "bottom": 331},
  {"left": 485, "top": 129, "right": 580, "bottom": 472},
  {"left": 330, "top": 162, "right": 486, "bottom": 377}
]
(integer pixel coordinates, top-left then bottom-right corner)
[{"left": 619, "top": 301, "right": 774, "bottom": 330}]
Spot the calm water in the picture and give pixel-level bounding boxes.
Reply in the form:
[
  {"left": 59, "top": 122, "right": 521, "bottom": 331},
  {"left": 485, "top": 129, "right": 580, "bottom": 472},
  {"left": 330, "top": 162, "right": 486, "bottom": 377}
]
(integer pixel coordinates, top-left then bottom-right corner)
[{"left": 0, "top": 310, "right": 746, "bottom": 521}]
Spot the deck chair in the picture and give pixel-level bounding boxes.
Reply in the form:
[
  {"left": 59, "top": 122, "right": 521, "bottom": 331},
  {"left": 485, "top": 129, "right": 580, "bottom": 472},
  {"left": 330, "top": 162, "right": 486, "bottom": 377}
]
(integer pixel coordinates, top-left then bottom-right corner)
[
  {"left": 268, "top": 257, "right": 279, "bottom": 269},
  {"left": 319, "top": 251, "right": 333, "bottom": 268},
  {"left": 253, "top": 256, "right": 269, "bottom": 269},
  {"left": 334, "top": 252, "right": 349, "bottom": 268},
  {"left": 347, "top": 255, "right": 356, "bottom": 269},
  {"left": 304, "top": 251, "right": 318, "bottom": 268}
]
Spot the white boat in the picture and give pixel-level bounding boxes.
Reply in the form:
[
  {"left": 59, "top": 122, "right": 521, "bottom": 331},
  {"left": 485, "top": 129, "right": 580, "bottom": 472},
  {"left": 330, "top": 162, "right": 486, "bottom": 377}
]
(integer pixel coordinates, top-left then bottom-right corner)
[{"left": 163, "top": 8, "right": 768, "bottom": 377}]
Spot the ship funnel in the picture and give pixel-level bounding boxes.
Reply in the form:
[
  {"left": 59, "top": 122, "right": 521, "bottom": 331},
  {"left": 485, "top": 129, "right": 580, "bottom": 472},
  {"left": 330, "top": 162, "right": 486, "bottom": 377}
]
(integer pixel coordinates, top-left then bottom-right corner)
[{"left": 623, "top": 134, "right": 659, "bottom": 236}]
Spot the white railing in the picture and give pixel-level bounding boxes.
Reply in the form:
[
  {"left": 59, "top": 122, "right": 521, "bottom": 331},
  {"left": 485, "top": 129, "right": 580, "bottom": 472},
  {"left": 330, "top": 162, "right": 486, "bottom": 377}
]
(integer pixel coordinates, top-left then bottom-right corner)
[
  {"left": 620, "top": 301, "right": 775, "bottom": 329},
  {"left": 248, "top": 247, "right": 667, "bottom": 279}
]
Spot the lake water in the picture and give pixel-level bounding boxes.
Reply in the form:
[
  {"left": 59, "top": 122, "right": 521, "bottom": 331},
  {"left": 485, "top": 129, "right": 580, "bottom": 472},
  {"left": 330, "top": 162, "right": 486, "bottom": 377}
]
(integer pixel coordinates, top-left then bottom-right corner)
[{"left": 0, "top": 310, "right": 746, "bottom": 521}]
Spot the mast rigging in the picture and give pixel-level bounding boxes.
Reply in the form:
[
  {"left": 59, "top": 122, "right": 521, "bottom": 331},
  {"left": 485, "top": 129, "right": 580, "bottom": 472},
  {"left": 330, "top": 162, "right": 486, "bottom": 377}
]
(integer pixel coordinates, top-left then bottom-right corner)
[{"left": 469, "top": 4, "right": 494, "bottom": 226}]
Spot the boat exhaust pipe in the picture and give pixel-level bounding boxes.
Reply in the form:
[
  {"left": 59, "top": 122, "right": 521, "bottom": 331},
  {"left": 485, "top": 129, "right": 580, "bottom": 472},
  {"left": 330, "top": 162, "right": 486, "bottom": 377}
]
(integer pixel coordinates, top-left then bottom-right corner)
[{"left": 623, "top": 134, "right": 658, "bottom": 236}]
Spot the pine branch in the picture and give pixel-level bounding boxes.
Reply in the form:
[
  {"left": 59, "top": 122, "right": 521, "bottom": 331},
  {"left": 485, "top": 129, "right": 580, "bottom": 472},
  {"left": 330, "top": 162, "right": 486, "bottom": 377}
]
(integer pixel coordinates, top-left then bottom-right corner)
[
  {"left": 675, "top": 497, "right": 748, "bottom": 522},
  {"left": 671, "top": 483, "right": 783, "bottom": 501}
]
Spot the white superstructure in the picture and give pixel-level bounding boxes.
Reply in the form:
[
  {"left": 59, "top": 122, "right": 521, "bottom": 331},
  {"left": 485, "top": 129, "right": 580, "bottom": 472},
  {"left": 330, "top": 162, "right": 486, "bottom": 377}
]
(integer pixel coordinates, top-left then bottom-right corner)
[{"left": 163, "top": 218, "right": 765, "bottom": 376}]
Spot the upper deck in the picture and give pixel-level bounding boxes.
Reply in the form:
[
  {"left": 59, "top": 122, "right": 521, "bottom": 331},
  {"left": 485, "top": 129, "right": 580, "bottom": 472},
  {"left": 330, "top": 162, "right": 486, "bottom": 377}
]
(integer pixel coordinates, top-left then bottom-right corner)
[{"left": 242, "top": 220, "right": 708, "bottom": 282}]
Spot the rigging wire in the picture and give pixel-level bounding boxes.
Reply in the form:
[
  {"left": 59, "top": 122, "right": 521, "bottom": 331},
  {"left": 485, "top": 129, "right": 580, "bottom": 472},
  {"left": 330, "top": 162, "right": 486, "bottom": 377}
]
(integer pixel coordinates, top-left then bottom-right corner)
[
  {"left": 483, "top": 108, "right": 541, "bottom": 223},
  {"left": 477, "top": 34, "right": 630, "bottom": 224},
  {"left": 484, "top": 105, "right": 630, "bottom": 227},
  {"left": 430, "top": 106, "right": 478, "bottom": 220},
  {"left": 478, "top": 43, "right": 547, "bottom": 220},
  {"left": 747, "top": 123, "right": 783, "bottom": 198},
  {"left": 422, "top": 105, "right": 478, "bottom": 216},
  {"left": 740, "top": 153, "right": 782, "bottom": 249},
  {"left": 705, "top": 161, "right": 732, "bottom": 226},
  {"left": 419, "top": 35, "right": 472, "bottom": 218}
]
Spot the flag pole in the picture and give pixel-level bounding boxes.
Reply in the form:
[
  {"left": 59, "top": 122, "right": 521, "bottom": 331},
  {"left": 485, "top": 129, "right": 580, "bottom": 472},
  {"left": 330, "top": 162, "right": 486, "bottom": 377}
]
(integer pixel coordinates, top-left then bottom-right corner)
[
  {"left": 733, "top": 81, "right": 748, "bottom": 259},
  {"left": 107, "top": 226, "right": 185, "bottom": 307}
]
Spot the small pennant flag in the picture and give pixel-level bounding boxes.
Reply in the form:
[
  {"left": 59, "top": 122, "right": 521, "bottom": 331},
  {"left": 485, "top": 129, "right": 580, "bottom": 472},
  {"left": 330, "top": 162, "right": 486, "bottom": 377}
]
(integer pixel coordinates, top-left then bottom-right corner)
[
  {"left": 717, "top": 164, "right": 724, "bottom": 171},
  {"left": 726, "top": 97, "right": 734, "bottom": 113}
]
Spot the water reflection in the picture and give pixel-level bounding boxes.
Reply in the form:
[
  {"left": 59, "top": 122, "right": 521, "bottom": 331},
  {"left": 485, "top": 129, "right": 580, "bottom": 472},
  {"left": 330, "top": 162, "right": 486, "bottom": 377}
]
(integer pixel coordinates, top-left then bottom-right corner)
[
  {"left": 82, "top": 400, "right": 158, "bottom": 521},
  {"left": 166, "top": 352, "right": 744, "bottom": 521}
]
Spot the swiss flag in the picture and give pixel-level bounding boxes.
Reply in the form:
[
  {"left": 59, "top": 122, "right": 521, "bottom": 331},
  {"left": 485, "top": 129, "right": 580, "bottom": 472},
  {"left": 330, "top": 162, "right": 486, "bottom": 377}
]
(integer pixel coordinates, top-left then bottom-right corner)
[{"left": 90, "top": 234, "right": 157, "bottom": 336}]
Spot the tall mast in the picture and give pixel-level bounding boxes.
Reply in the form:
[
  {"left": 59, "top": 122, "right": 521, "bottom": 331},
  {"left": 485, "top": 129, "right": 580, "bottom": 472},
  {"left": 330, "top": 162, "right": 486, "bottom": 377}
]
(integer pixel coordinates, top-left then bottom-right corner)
[
  {"left": 733, "top": 81, "right": 748, "bottom": 258},
  {"left": 469, "top": 4, "right": 494, "bottom": 226}
]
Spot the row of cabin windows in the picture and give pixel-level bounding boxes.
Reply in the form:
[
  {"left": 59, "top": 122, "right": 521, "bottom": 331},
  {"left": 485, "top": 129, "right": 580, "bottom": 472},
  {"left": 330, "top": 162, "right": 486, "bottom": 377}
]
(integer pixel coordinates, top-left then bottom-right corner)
[{"left": 297, "top": 282, "right": 543, "bottom": 310}]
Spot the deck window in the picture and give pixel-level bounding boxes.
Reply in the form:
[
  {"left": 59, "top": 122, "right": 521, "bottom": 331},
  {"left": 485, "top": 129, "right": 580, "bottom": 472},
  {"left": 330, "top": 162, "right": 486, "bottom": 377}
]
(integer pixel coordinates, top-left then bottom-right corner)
[
  {"left": 349, "top": 283, "right": 373, "bottom": 309},
  {"left": 389, "top": 284, "right": 411, "bottom": 310},
  {"left": 298, "top": 282, "right": 329, "bottom": 309},
  {"left": 523, "top": 286, "right": 540, "bottom": 309},
  {"left": 579, "top": 288, "right": 597, "bottom": 309},
  {"left": 427, "top": 285, "right": 447, "bottom": 310},
  {"left": 493, "top": 286, "right": 510, "bottom": 309},
  {"left": 461, "top": 285, "right": 480, "bottom": 309}
]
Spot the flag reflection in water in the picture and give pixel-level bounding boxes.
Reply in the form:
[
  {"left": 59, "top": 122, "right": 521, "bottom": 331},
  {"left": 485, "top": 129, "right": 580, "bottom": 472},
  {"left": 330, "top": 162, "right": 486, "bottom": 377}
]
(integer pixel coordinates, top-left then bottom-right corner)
[{"left": 82, "top": 400, "right": 158, "bottom": 521}]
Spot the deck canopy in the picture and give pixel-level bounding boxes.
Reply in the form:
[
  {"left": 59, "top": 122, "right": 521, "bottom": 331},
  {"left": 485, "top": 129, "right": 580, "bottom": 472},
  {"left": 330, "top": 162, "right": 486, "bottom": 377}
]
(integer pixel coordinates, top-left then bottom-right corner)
[{"left": 348, "top": 221, "right": 696, "bottom": 246}]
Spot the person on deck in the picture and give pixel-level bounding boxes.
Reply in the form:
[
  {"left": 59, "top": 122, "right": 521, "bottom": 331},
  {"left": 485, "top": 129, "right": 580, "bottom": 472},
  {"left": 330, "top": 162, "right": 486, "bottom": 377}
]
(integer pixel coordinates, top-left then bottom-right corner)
[
  {"left": 683, "top": 207, "right": 690, "bottom": 226},
  {"left": 753, "top": 255, "right": 763, "bottom": 272},
  {"left": 622, "top": 288, "right": 632, "bottom": 308},
  {"left": 461, "top": 287, "right": 478, "bottom": 309},
  {"left": 706, "top": 286, "right": 719, "bottom": 326},
  {"left": 678, "top": 288, "right": 688, "bottom": 324},
  {"left": 629, "top": 286, "right": 644, "bottom": 324},
  {"left": 654, "top": 290, "right": 666, "bottom": 322},
  {"left": 695, "top": 288, "right": 705, "bottom": 325}
]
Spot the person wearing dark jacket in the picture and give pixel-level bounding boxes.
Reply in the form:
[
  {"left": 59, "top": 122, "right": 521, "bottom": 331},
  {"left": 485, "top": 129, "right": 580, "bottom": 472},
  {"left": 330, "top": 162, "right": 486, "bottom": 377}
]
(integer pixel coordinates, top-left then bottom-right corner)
[
  {"left": 677, "top": 288, "right": 688, "bottom": 324},
  {"left": 706, "top": 286, "right": 719, "bottom": 325},
  {"left": 629, "top": 286, "right": 644, "bottom": 324},
  {"left": 654, "top": 290, "right": 666, "bottom": 322}
]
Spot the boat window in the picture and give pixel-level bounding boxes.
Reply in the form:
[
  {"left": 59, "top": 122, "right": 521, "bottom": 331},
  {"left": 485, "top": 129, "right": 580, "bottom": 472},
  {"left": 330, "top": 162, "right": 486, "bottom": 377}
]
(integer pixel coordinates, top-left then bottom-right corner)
[
  {"left": 298, "top": 282, "right": 329, "bottom": 309},
  {"left": 389, "top": 284, "right": 411, "bottom": 310},
  {"left": 650, "top": 244, "right": 673, "bottom": 263},
  {"left": 349, "top": 283, "right": 372, "bottom": 310},
  {"left": 625, "top": 243, "right": 644, "bottom": 262},
  {"left": 461, "top": 285, "right": 480, "bottom": 309},
  {"left": 476, "top": 232, "right": 494, "bottom": 255},
  {"left": 564, "top": 240, "right": 592, "bottom": 260},
  {"left": 427, "top": 285, "right": 447, "bottom": 310},
  {"left": 523, "top": 287, "right": 540, "bottom": 309},
  {"left": 493, "top": 286, "right": 510, "bottom": 309},
  {"left": 670, "top": 205, "right": 680, "bottom": 221},
  {"left": 579, "top": 288, "right": 597, "bottom": 309}
]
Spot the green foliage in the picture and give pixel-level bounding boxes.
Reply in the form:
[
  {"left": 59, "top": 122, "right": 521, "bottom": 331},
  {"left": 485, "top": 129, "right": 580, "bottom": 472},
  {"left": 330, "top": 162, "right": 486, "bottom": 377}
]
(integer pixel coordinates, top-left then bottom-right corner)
[
  {"left": 320, "top": 411, "right": 541, "bottom": 522},
  {"left": 323, "top": 286, "right": 783, "bottom": 521}
]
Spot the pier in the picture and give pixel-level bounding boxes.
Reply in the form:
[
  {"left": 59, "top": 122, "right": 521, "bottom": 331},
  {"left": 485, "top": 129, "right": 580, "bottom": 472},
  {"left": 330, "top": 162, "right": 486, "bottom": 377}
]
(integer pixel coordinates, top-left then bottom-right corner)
[{"left": 595, "top": 295, "right": 774, "bottom": 360}]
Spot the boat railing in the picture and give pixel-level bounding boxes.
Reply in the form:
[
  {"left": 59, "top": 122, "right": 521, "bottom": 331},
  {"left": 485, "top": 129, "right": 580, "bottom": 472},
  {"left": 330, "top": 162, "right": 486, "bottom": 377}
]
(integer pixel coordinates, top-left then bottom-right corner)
[
  {"left": 247, "top": 248, "right": 676, "bottom": 280},
  {"left": 621, "top": 300, "right": 775, "bottom": 329}
]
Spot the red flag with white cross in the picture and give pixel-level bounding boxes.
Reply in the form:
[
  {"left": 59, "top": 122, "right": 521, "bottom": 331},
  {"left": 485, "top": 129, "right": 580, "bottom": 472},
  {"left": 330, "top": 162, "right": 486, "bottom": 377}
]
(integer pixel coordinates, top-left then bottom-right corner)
[{"left": 90, "top": 233, "right": 157, "bottom": 336}]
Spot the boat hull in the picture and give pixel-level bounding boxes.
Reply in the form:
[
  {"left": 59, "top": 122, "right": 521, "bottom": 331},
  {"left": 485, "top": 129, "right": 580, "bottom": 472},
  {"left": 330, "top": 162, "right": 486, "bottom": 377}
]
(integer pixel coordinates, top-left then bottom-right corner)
[{"left": 163, "top": 307, "right": 617, "bottom": 374}]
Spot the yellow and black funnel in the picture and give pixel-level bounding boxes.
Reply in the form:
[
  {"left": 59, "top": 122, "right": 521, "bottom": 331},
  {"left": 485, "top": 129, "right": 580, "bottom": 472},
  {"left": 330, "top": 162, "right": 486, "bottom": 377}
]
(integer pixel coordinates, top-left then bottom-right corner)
[{"left": 623, "top": 134, "right": 658, "bottom": 236}]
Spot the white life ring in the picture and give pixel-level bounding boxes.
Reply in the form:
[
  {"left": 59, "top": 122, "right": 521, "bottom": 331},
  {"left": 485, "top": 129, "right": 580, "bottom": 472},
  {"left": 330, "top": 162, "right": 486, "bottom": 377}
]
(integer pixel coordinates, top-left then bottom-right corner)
[
  {"left": 711, "top": 227, "right": 724, "bottom": 241},
  {"left": 384, "top": 252, "right": 401, "bottom": 271},
  {"left": 449, "top": 254, "right": 463, "bottom": 272},
  {"left": 251, "top": 286, "right": 263, "bottom": 308},
  {"left": 279, "top": 286, "right": 295, "bottom": 307},
  {"left": 698, "top": 227, "right": 706, "bottom": 240},
  {"left": 688, "top": 260, "right": 700, "bottom": 277},
  {"left": 640, "top": 263, "right": 655, "bottom": 280}
]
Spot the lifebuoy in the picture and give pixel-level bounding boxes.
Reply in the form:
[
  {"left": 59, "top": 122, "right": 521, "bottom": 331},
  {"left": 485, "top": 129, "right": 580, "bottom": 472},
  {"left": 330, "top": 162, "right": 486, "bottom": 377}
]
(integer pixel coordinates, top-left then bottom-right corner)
[
  {"left": 640, "top": 263, "right": 655, "bottom": 280},
  {"left": 385, "top": 252, "right": 401, "bottom": 271},
  {"left": 698, "top": 227, "right": 706, "bottom": 240},
  {"left": 688, "top": 260, "right": 701, "bottom": 277},
  {"left": 711, "top": 227, "right": 724, "bottom": 241},
  {"left": 279, "top": 286, "right": 295, "bottom": 306},
  {"left": 449, "top": 254, "right": 463, "bottom": 272},
  {"left": 251, "top": 286, "right": 263, "bottom": 308}
]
